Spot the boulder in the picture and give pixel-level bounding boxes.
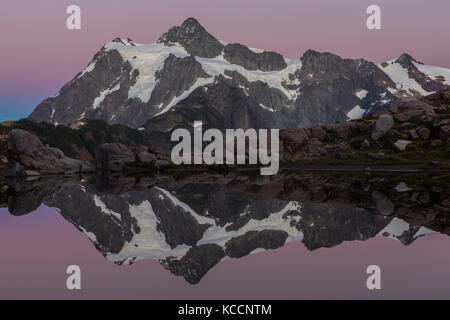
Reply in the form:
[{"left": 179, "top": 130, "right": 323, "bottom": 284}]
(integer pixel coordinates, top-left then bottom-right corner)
[
  {"left": 25, "top": 170, "right": 41, "bottom": 177},
  {"left": 393, "top": 140, "right": 411, "bottom": 151},
  {"left": 360, "top": 139, "right": 371, "bottom": 149},
  {"left": 408, "top": 129, "right": 419, "bottom": 139},
  {"left": 280, "top": 128, "right": 310, "bottom": 153},
  {"left": 417, "top": 127, "right": 430, "bottom": 139},
  {"left": 328, "top": 123, "right": 350, "bottom": 139},
  {"left": 439, "top": 124, "right": 450, "bottom": 138},
  {"left": 137, "top": 151, "right": 157, "bottom": 164},
  {"left": 95, "top": 143, "right": 136, "bottom": 174},
  {"left": 155, "top": 160, "right": 170, "bottom": 169},
  {"left": 309, "top": 126, "right": 327, "bottom": 141},
  {"left": 371, "top": 114, "right": 394, "bottom": 140},
  {"left": 394, "top": 182, "right": 412, "bottom": 192},
  {"left": 7, "top": 129, "right": 94, "bottom": 175},
  {"left": 430, "top": 139, "right": 443, "bottom": 147},
  {"left": 367, "top": 152, "right": 384, "bottom": 160}
]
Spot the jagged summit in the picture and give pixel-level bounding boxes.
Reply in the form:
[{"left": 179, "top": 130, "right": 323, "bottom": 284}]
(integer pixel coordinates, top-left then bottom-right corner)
[
  {"left": 299, "top": 49, "right": 342, "bottom": 64},
  {"left": 111, "top": 37, "right": 135, "bottom": 46},
  {"left": 157, "top": 17, "right": 223, "bottom": 58},
  {"left": 395, "top": 53, "right": 424, "bottom": 67}
]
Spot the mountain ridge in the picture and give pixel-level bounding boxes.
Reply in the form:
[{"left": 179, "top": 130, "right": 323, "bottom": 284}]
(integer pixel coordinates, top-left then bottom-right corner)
[{"left": 28, "top": 17, "right": 450, "bottom": 130}]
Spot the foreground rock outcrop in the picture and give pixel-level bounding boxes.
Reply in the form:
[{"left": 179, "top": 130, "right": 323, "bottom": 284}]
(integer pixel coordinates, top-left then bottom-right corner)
[
  {"left": 280, "top": 89, "right": 450, "bottom": 166},
  {"left": 4, "top": 129, "right": 94, "bottom": 176},
  {"left": 95, "top": 142, "right": 169, "bottom": 175}
]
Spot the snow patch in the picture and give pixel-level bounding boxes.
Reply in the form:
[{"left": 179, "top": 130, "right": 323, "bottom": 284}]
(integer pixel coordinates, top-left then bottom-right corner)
[
  {"left": 92, "top": 83, "right": 121, "bottom": 109},
  {"left": 413, "top": 62, "right": 450, "bottom": 85},
  {"left": 106, "top": 200, "right": 190, "bottom": 263},
  {"left": 93, "top": 195, "right": 121, "bottom": 220},
  {"left": 197, "top": 201, "right": 303, "bottom": 248},
  {"left": 355, "top": 89, "right": 368, "bottom": 100},
  {"left": 347, "top": 105, "right": 366, "bottom": 120},
  {"left": 378, "top": 60, "right": 430, "bottom": 96},
  {"left": 105, "top": 41, "right": 190, "bottom": 103}
]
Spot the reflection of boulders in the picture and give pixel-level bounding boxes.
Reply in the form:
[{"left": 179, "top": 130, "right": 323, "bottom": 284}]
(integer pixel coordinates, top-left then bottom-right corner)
[
  {"left": 161, "top": 244, "right": 226, "bottom": 285},
  {"left": 4, "top": 176, "right": 76, "bottom": 216},
  {"left": 4, "top": 162, "right": 26, "bottom": 177}
]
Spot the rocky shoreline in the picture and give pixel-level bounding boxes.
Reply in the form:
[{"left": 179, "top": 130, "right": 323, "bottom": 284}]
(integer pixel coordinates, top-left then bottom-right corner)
[{"left": 1, "top": 89, "right": 449, "bottom": 178}]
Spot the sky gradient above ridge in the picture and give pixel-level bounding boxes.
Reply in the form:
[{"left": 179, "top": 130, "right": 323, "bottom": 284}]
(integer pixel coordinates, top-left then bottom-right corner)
[{"left": 1, "top": 0, "right": 449, "bottom": 121}]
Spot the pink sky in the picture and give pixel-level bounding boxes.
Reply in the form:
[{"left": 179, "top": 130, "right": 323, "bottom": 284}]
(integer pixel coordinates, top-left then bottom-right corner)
[
  {"left": 1, "top": 0, "right": 450, "bottom": 119},
  {"left": 1, "top": 205, "right": 450, "bottom": 299}
]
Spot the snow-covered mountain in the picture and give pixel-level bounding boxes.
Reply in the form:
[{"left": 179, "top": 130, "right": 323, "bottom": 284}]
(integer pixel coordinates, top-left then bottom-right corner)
[{"left": 28, "top": 18, "right": 450, "bottom": 130}]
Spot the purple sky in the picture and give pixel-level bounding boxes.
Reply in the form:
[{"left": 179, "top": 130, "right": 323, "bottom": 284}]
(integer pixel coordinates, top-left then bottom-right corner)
[
  {"left": 1, "top": 205, "right": 450, "bottom": 299},
  {"left": 1, "top": 0, "right": 450, "bottom": 120}
]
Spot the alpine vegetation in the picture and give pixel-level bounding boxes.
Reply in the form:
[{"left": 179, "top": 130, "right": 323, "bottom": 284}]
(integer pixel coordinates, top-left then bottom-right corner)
[{"left": 171, "top": 121, "right": 279, "bottom": 175}]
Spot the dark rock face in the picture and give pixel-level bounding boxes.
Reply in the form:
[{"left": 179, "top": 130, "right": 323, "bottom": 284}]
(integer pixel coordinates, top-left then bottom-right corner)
[
  {"left": 145, "top": 75, "right": 296, "bottom": 134},
  {"left": 223, "top": 43, "right": 287, "bottom": 71},
  {"left": 46, "top": 184, "right": 138, "bottom": 254},
  {"left": 294, "top": 50, "right": 400, "bottom": 127},
  {"left": 149, "top": 54, "right": 210, "bottom": 110},
  {"left": 29, "top": 49, "right": 137, "bottom": 126},
  {"left": 95, "top": 143, "right": 136, "bottom": 174},
  {"left": 164, "top": 183, "right": 294, "bottom": 227},
  {"left": 157, "top": 18, "right": 224, "bottom": 58},
  {"left": 161, "top": 244, "right": 226, "bottom": 284},
  {"left": 225, "top": 230, "right": 289, "bottom": 258},
  {"left": 130, "top": 188, "right": 212, "bottom": 249},
  {"left": 7, "top": 129, "right": 94, "bottom": 174},
  {"left": 298, "top": 203, "right": 388, "bottom": 250}
]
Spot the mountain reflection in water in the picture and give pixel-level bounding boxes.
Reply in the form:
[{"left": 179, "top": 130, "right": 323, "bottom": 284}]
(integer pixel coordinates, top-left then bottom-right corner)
[{"left": 1, "top": 171, "right": 449, "bottom": 284}]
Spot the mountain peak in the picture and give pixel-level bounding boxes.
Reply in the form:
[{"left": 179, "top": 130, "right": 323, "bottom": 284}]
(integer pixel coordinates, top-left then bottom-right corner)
[
  {"left": 157, "top": 17, "right": 223, "bottom": 58},
  {"left": 180, "top": 17, "right": 204, "bottom": 31},
  {"left": 111, "top": 37, "right": 135, "bottom": 46},
  {"left": 395, "top": 53, "right": 423, "bottom": 66},
  {"left": 300, "top": 49, "right": 340, "bottom": 64}
]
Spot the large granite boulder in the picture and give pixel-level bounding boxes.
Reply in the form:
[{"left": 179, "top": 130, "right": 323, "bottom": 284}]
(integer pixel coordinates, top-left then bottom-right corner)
[
  {"left": 95, "top": 143, "right": 136, "bottom": 174},
  {"left": 7, "top": 129, "right": 94, "bottom": 175},
  {"left": 371, "top": 114, "right": 394, "bottom": 140}
]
